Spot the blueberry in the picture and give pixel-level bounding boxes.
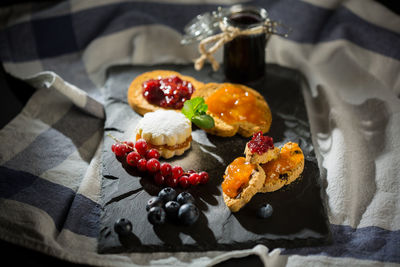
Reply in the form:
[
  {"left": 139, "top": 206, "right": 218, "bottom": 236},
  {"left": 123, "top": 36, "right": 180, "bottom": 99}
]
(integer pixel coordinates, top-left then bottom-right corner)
[
  {"left": 257, "top": 203, "right": 273, "bottom": 219},
  {"left": 176, "top": 192, "right": 195, "bottom": 205},
  {"left": 147, "top": 207, "right": 166, "bottom": 225},
  {"left": 178, "top": 203, "right": 199, "bottom": 225},
  {"left": 164, "top": 201, "right": 181, "bottom": 221},
  {"left": 146, "top": 196, "right": 163, "bottom": 211},
  {"left": 114, "top": 218, "right": 132, "bottom": 236},
  {"left": 158, "top": 187, "right": 177, "bottom": 203}
]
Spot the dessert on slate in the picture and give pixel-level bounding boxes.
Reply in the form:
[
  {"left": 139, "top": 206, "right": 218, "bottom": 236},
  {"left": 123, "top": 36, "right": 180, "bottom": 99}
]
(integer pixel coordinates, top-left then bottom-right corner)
[
  {"left": 222, "top": 132, "right": 305, "bottom": 212},
  {"left": 135, "top": 110, "right": 192, "bottom": 159},
  {"left": 191, "top": 83, "right": 272, "bottom": 137},
  {"left": 260, "top": 142, "right": 304, "bottom": 193},
  {"left": 127, "top": 70, "right": 204, "bottom": 116}
]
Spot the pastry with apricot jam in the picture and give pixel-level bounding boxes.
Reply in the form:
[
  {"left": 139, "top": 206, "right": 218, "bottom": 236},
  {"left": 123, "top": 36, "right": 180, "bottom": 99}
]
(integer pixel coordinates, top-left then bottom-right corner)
[
  {"left": 260, "top": 142, "right": 304, "bottom": 193},
  {"left": 127, "top": 70, "right": 204, "bottom": 116},
  {"left": 191, "top": 83, "right": 272, "bottom": 137},
  {"left": 222, "top": 157, "right": 266, "bottom": 212}
]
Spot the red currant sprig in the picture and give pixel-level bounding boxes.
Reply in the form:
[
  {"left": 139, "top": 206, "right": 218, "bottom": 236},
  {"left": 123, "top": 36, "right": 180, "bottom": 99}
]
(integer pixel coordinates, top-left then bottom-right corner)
[{"left": 108, "top": 134, "right": 209, "bottom": 188}]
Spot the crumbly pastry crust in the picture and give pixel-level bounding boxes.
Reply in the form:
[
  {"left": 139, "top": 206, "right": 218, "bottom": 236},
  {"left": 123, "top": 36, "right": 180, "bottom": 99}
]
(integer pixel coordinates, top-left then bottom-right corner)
[
  {"left": 191, "top": 83, "right": 272, "bottom": 137},
  {"left": 260, "top": 142, "right": 305, "bottom": 193},
  {"left": 127, "top": 70, "right": 204, "bottom": 116},
  {"left": 244, "top": 144, "right": 280, "bottom": 165},
  {"left": 223, "top": 164, "right": 266, "bottom": 212},
  {"left": 223, "top": 142, "right": 305, "bottom": 212}
]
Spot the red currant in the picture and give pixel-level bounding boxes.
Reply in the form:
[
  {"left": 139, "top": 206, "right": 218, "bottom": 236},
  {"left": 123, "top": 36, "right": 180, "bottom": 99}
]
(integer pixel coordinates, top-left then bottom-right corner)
[
  {"left": 199, "top": 171, "right": 209, "bottom": 184},
  {"left": 126, "top": 151, "right": 141, "bottom": 167},
  {"left": 189, "top": 173, "right": 201, "bottom": 185},
  {"left": 137, "top": 158, "right": 147, "bottom": 172},
  {"left": 172, "top": 166, "right": 184, "bottom": 179},
  {"left": 178, "top": 175, "right": 190, "bottom": 188},
  {"left": 160, "top": 163, "right": 172, "bottom": 177},
  {"left": 146, "top": 158, "right": 160, "bottom": 173},
  {"left": 154, "top": 172, "right": 165, "bottom": 186},
  {"left": 146, "top": 148, "right": 160, "bottom": 159},
  {"left": 114, "top": 144, "right": 127, "bottom": 157},
  {"left": 135, "top": 139, "right": 148, "bottom": 155},
  {"left": 123, "top": 141, "right": 134, "bottom": 153},
  {"left": 187, "top": 170, "right": 196, "bottom": 174},
  {"left": 111, "top": 143, "right": 117, "bottom": 152},
  {"left": 166, "top": 176, "right": 179, "bottom": 188}
]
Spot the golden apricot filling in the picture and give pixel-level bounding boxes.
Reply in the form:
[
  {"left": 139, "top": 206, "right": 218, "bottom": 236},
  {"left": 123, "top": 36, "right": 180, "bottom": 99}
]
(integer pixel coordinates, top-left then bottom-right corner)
[
  {"left": 206, "top": 84, "right": 267, "bottom": 125},
  {"left": 262, "top": 142, "right": 303, "bottom": 181},
  {"left": 136, "top": 134, "right": 192, "bottom": 151},
  {"left": 222, "top": 157, "right": 256, "bottom": 198}
]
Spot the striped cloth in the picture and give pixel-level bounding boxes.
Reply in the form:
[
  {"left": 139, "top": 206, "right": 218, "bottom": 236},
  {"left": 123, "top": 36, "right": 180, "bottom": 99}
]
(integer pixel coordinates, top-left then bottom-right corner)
[{"left": 0, "top": 0, "right": 399, "bottom": 266}]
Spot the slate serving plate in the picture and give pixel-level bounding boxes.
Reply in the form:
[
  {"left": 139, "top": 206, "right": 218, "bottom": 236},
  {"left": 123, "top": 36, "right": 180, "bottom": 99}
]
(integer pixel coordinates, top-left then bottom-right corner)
[{"left": 98, "top": 64, "right": 330, "bottom": 253}]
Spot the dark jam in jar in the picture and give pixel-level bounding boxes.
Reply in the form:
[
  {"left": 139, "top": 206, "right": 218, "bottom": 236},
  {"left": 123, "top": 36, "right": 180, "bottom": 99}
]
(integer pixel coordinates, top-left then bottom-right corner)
[
  {"left": 142, "top": 76, "right": 194, "bottom": 109},
  {"left": 223, "top": 9, "right": 267, "bottom": 83}
]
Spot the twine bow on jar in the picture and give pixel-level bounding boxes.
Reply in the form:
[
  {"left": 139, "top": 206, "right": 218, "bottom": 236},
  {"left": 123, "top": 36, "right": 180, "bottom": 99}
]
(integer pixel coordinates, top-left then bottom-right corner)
[{"left": 193, "top": 19, "right": 288, "bottom": 72}]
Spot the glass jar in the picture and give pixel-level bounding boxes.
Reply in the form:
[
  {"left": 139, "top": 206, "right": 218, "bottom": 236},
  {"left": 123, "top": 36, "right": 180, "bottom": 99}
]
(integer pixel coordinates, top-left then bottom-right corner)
[{"left": 222, "top": 5, "right": 268, "bottom": 83}]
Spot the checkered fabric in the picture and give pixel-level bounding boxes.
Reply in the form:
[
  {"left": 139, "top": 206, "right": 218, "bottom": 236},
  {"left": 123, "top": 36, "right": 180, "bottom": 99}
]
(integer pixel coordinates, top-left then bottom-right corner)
[{"left": 0, "top": 0, "right": 399, "bottom": 266}]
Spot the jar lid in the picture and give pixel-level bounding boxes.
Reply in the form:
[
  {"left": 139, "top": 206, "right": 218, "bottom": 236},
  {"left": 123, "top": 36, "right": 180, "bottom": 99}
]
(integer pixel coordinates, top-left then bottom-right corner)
[{"left": 181, "top": 8, "right": 228, "bottom": 45}]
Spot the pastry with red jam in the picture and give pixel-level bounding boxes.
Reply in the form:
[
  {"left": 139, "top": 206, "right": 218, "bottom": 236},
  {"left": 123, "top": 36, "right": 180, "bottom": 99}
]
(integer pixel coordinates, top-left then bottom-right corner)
[
  {"left": 244, "top": 131, "right": 279, "bottom": 164},
  {"left": 127, "top": 70, "right": 204, "bottom": 116}
]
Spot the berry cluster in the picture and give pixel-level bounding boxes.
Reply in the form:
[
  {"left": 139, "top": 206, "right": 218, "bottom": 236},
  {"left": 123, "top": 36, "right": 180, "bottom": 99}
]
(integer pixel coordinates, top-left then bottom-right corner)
[
  {"left": 111, "top": 138, "right": 209, "bottom": 188},
  {"left": 147, "top": 188, "right": 199, "bottom": 226}
]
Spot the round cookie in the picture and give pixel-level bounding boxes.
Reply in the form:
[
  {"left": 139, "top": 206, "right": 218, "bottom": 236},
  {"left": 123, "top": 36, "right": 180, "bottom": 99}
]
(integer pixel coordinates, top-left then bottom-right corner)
[
  {"left": 260, "top": 142, "right": 304, "bottom": 193},
  {"left": 192, "top": 83, "right": 272, "bottom": 137},
  {"left": 127, "top": 70, "right": 204, "bottom": 116},
  {"left": 135, "top": 110, "right": 192, "bottom": 159}
]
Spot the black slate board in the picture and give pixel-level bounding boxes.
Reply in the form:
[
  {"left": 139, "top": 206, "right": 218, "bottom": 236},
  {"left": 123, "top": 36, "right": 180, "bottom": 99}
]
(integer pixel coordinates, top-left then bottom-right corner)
[{"left": 98, "top": 64, "right": 330, "bottom": 253}]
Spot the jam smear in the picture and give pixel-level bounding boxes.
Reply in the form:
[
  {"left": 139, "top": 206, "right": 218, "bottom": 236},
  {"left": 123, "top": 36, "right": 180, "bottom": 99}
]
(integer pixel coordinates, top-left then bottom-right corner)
[
  {"left": 222, "top": 157, "right": 255, "bottom": 198},
  {"left": 262, "top": 142, "right": 303, "bottom": 181},
  {"left": 142, "top": 76, "right": 194, "bottom": 109},
  {"left": 205, "top": 84, "right": 266, "bottom": 124},
  {"left": 247, "top": 131, "right": 274, "bottom": 155}
]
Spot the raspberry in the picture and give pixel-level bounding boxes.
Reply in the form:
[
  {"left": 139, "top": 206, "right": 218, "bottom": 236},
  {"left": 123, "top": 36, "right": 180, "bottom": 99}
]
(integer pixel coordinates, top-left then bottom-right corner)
[
  {"left": 135, "top": 139, "right": 148, "bottom": 156},
  {"left": 137, "top": 158, "right": 147, "bottom": 172},
  {"left": 126, "top": 151, "right": 141, "bottom": 167},
  {"left": 199, "top": 171, "right": 209, "bottom": 184}
]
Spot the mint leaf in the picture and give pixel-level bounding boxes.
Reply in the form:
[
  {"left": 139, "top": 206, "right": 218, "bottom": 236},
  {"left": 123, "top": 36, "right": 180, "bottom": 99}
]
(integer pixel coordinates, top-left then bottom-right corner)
[
  {"left": 181, "top": 99, "right": 195, "bottom": 120},
  {"left": 192, "top": 114, "right": 215, "bottom": 129},
  {"left": 182, "top": 97, "right": 215, "bottom": 129}
]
